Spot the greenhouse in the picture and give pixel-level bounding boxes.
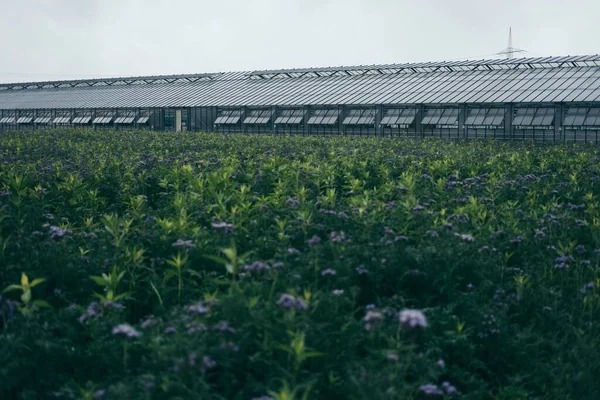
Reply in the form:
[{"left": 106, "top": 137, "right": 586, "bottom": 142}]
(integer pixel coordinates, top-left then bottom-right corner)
[{"left": 1, "top": 55, "right": 600, "bottom": 141}]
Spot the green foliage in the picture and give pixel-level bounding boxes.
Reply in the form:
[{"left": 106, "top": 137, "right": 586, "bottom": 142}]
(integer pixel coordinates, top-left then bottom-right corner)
[
  {"left": 0, "top": 128, "right": 599, "bottom": 399},
  {"left": 2, "top": 272, "right": 49, "bottom": 316}
]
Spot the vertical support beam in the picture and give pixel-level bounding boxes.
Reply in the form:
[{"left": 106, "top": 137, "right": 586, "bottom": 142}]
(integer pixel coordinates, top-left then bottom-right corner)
[
  {"left": 504, "top": 104, "right": 513, "bottom": 140},
  {"left": 417, "top": 104, "right": 424, "bottom": 138},
  {"left": 555, "top": 103, "right": 564, "bottom": 142},
  {"left": 339, "top": 105, "right": 345, "bottom": 136},
  {"left": 272, "top": 106, "right": 278, "bottom": 134},
  {"left": 376, "top": 104, "right": 384, "bottom": 137},
  {"left": 459, "top": 104, "right": 467, "bottom": 139},
  {"left": 303, "top": 106, "right": 310, "bottom": 136},
  {"left": 175, "top": 109, "right": 182, "bottom": 132},
  {"left": 242, "top": 106, "right": 247, "bottom": 134}
]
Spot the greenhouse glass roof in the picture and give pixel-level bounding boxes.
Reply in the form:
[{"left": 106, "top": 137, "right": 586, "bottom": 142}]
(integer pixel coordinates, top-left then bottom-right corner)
[{"left": 0, "top": 55, "right": 599, "bottom": 110}]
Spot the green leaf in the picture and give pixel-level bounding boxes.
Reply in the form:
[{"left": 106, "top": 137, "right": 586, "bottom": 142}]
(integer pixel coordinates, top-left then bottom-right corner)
[
  {"left": 21, "top": 290, "right": 32, "bottom": 304},
  {"left": 90, "top": 276, "right": 107, "bottom": 286},
  {"left": 149, "top": 281, "right": 163, "bottom": 306},
  {"left": 163, "top": 270, "right": 178, "bottom": 283},
  {"left": 225, "top": 263, "right": 235, "bottom": 274},
  {"left": 186, "top": 269, "right": 203, "bottom": 279},
  {"left": 205, "top": 255, "right": 227, "bottom": 265},
  {"left": 30, "top": 278, "right": 46, "bottom": 288},
  {"left": 2, "top": 284, "right": 22, "bottom": 294},
  {"left": 33, "top": 300, "right": 51, "bottom": 308},
  {"left": 21, "top": 273, "right": 29, "bottom": 287}
]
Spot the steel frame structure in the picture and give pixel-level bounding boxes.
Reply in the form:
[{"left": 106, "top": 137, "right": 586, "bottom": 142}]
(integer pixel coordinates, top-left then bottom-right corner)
[{"left": 1, "top": 56, "right": 600, "bottom": 141}]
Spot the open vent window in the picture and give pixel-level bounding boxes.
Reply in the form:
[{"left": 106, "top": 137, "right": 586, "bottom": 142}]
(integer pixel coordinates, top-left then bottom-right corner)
[
  {"left": 307, "top": 109, "right": 339, "bottom": 125},
  {"left": 243, "top": 110, "right": 271, "bottom": 125},
  {"left": 137, "top": 114, "right": 150, "bottom": 124},
  {"left": 513, "top": 108, "right": 554, "bottom": 127},
  {"left": 214, "top": 110, "right": 242, "bottom": 125},
  {"left": 93, "top": 115, "right": 114, "bottom": 124},
  {"left": 0, "top": 116, "right": 16, "bottom": 124},
  {"left": 274, "top": 109, "right": 304, "bottom": 125},
  {"left": 35, "top": 112, "right": 52, "bottom": 124},
  {"left": 72, "top": 116, "right": 92, "bottom": 124},
  {"left": 343, "top": 109, "right": 376, "bottom": 125},
  {"left": 422, "top": 108, "right": 458, "bottom": 126},
  {"left": 53, "top": 116, "right": 71, "bottom": 124},
  {"left": 564, "top": 107, "right": 600, "bottom": 127},
  {"left": 114, "top": 115, "right": 136, "bottom": 124},
  {"left": 17, "top": 116, "right": 33, "bottom": 124},
  {"left": 465, "top": 108, "right": 505, "bottom": 127},
  {"left": 380, "top": 108, "right": 417, "bottom": 126}
]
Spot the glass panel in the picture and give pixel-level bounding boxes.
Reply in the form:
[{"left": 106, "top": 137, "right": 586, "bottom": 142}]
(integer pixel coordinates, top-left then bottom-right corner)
[
  {"left": 584, "top": 108, "right": 600, "bottom": 126},
  {"left": 399, "top": 109, "right": 417, "bottom": 125},
  {"left": 464, "top": 109, "right": 481, "bottom": 125},
  {"left": 531, "top": 108, "right": 554, "bottom": 126},
  {"left": 422, "top": 108, "right": 443, "bottom": 125}
]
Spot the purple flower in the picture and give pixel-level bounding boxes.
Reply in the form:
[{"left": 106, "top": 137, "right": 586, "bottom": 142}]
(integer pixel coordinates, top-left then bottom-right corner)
[
  {"left": 307, "top": 235, "right": 321, "bottom": 246},
  {"left": 140, "top": 315, "right": 156, "bottom": 329},
  {"left": 454, "top": 233, "right": 474, "bottom": 242},
  {"left": 186, "top": 322, "right": 207, "bottom": 335},
  {"left": 49, "top": 225, "right": 72, "bottom": 239},
  {"left": 211, "top": 221, "right": 233, "bottom": 233},
  {"left": 93, "top": 390, "right": 106, "bottom": 399},
  {"left": 164, "top": 327, "right": 176, "bottom": 335},
  {"left": 243, "top": 261, "right": 270, "bottom": 273},
  {"left": 272, "top": 261, "right": 284, "bottom": 269},
  {"left": 364, "top": 310, "right": 384, "bottom": 331},
  {"left": 112, "top": 323, "right": 141, "bottom": 338},
  {"left": 0, "top": 296, "right": 16, "bottom": 323},
  {"left": 437, "top": 359, "right": 445, "bottom": 369},
  {"left": 535, "top": 230, "right": 546, "bottom": 239},
  {"left": 321, "top": 268, "right": 337, "bottom": 276},
  {"left": 554, "top": 255, "right": 574, "bottom": 269},
  {"left": 287, "top": 248, "right": 300, "bottom": 255},
  {"left": 332, "top": 289, "right": 344, "bottom": 296},
  {"left": 366, "top": 304, "right": 376, "bottom": 310},
  {"left": 277, "top": 294, "right": 308, "bottom": 311},
  {"left": 79, "top": 301, "right": 124, "bottom": 323},
  {"left": 510, "top": 235, "right": 525, "bottom": 245},
  {"left": 441, "top": 381, "right": 458, "bottom": 395},
  {"left": 172, "top": 239, "right": 195, "bottom": 250},
  {"left": 213, "top": 321, "right": 236, "bottom": 334},
  {"left": 581, "top": 281, "right": 595, "bottom": 295},
  {"left": 386, "top": 352, "right": 399, "bottom": 362},
  {"left": 202, "top": 356, "right": 216, "bottom": 371},
  {"left": 356, "top": 266, "right": 369, "bottom": 275},
  {"left": 399, "top": 309, "right": 428, "bottom": 329},
  {"left": 330, "top": 231, "right": 346, "bottom": 243},
  {"left": 419, "top": 384, "right": 443, "bottom": 396},
  {"left": 217, "top": 341, "right": 240, "bottom": 352},
  {"left": 185, "top": 302, "right": 209, "bottom": 314}
]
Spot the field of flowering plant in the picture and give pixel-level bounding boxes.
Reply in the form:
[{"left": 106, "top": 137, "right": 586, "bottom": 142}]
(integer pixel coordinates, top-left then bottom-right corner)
[{"left": 1, "top": 129, "right": 600, "bottom": 399}]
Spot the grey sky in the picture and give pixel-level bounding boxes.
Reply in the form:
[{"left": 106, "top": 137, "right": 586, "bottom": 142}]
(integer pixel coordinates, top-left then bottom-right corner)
[{"left": 1, "top": 0, "right": 598, "bottom": 82}]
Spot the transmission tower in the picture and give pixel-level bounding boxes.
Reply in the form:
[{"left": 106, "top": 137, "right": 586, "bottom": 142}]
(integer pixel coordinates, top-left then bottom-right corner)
[{"left": 496, "top": 27, "right": 526, "bottom": 59}]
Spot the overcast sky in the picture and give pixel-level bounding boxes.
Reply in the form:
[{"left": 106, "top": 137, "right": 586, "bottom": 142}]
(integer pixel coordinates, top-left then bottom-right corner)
[{"left": 1, "top": 0, "right": 599, "bottom": 83}]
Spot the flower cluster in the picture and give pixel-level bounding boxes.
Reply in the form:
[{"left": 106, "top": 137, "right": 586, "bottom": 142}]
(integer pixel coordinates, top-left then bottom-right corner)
[
  {"left": 112, "top": 323, "right": 141, "bottom": 338},
  {"left": 277, "top": 294, "right": 308, "bottom": 311},
  {"left": 399, "top": 309, "right": 428, "bottom": 329}
]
